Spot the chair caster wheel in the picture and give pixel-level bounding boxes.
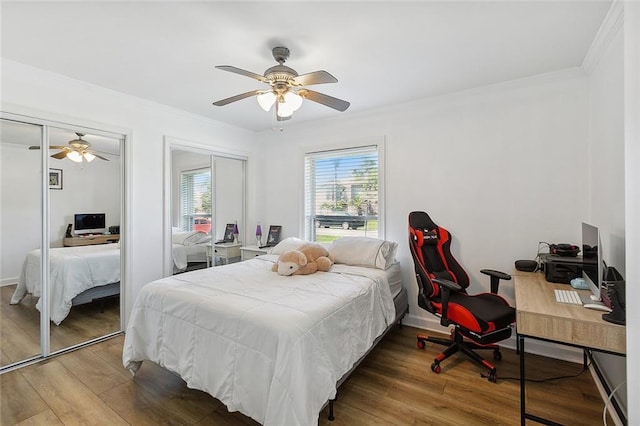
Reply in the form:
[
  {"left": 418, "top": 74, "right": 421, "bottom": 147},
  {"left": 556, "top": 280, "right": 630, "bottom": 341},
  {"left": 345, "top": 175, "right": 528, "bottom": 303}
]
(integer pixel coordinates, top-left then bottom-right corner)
[
  {"left": 417, "top": 340, "right": 426, "bottom": 349},
  {"left": 493, "top": 349, "right": 502, "bottom": 360},
  {"left": 431, "top": 362, "right": 441, "bottom": 374},
  {"left": 487, "top": 370, "right": 497, "bottom": 383}
]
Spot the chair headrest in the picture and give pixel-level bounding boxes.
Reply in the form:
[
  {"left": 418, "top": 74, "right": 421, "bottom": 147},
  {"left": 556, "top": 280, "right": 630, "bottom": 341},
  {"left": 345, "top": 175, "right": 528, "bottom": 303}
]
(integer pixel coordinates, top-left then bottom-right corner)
[
  {"left": 421, "top": 228, "right": 439, "bottom": 245},
  {"left": 409, "top": 211, "right": 440, "bottom": 246}
]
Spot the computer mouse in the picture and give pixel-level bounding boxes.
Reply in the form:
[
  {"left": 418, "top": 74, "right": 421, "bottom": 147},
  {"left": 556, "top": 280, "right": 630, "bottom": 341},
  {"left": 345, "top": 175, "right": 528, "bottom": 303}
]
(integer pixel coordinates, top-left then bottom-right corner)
[{"left": 583, "top": 303, "right": 612, "bottom": 312}]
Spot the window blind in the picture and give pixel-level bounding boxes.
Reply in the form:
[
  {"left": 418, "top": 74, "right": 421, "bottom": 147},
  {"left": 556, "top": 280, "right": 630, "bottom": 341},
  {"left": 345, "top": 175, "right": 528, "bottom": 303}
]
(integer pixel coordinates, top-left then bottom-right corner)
[
  {"left": 304, "top": 145, "right": 379, "bottom": 242},
  {"left": 179, "top": 168, "right": 211, "bottom": 232}
]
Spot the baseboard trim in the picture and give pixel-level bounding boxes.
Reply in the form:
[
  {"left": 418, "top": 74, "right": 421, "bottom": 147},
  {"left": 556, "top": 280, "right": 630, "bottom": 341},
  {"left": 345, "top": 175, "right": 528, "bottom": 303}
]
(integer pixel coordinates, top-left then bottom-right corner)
[{"left": 0, "top": 277, "right": 18, "bottom": 287}]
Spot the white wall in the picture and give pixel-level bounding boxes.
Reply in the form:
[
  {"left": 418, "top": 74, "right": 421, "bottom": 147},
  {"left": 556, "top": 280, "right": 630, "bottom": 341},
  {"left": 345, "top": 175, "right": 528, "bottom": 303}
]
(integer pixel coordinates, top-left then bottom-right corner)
[
  {"left": 0, "top": 142, "right": 42, "bottom": 284},
  {"left": 585, "top": 21, "right": 627, "bottom": 413},
  {"left": 258, "top": 70, "right": 590, "bottom": 334},
  {"left": 624, "top": 2, "right": 640, "bottom": 423},
  {"left": 1, "top": 59, "right": 258, "bottom": 324}
]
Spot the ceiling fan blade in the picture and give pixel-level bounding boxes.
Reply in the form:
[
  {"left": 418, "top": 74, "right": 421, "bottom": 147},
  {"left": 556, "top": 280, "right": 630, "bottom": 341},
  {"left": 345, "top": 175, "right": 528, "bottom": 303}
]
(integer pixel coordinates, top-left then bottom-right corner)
[
  {"left": 29, "top": 145, "right": 68, "bottom": 150},
  {"left": 213, "top": 90, "right": 262, "bottom": 106},
  {"left": 91, "top": 152, "right": 110, "bottom": 161},
  {"left": 292, "top": 70, "right": 338, "bottom": 86},
  {"left": 51, "top": 151, "right": 68, "bottom": 159},
  {"left": 299, "top": 89, "right": 350, "bottom": 112},
  {"left": 215, "top": 66, "right": 268, "bottom": 83}
]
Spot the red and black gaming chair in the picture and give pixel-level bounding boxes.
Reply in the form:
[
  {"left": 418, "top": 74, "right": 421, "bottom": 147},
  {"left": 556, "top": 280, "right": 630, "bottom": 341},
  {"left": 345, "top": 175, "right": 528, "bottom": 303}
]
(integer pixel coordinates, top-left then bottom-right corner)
[{"left": 408, "top": 211, "right": 515, "bottom": 382}]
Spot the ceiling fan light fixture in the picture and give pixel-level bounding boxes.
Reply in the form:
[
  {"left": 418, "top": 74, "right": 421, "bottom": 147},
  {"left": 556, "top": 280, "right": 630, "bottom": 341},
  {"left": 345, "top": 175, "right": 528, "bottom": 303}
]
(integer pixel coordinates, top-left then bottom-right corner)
[
  {"left": 284, "top": 91, "right": 303, "bottom": 111},
  {"left": 276, "top": 100, "right": 294, "bottom": 118},
  {"left": 257, "top": 91, "right": 276, "bottom": 111},
  {"left": 67, "top": 151, "right": 83, "bottom": 162},
  {"left": 83, "top": 152, "right": 96, "bottom": 162}
]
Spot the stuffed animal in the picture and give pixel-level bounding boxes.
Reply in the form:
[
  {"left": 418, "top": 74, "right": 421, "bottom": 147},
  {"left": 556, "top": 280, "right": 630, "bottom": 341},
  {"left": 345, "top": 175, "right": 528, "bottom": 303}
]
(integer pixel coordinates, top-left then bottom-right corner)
[{"left": 272, "top": 243, "right": 334, "bottom": 276}]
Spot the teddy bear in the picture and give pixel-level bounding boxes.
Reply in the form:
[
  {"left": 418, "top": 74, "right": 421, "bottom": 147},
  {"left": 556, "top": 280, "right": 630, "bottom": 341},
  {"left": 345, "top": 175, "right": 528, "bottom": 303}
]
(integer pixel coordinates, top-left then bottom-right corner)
[{"left": 272, "top": 243, "right": 335, "bottom": 276}]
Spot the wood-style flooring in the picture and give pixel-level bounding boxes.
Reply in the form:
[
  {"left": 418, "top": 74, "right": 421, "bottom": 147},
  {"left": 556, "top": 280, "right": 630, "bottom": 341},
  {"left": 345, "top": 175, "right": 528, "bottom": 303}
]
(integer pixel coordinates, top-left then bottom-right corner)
[
  {"left": 1, "top": 325, "right": 614, "bottom": 425},
  {"left": 0, "top": 284, "right": 120, "bottom": 368}
]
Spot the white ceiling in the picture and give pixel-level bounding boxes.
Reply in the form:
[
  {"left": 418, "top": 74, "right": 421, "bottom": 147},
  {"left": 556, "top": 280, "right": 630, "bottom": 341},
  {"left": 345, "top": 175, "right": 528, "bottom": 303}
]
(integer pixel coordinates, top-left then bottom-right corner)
[{"left": 1, "top": 1, "right": 611, "bottom": 132}]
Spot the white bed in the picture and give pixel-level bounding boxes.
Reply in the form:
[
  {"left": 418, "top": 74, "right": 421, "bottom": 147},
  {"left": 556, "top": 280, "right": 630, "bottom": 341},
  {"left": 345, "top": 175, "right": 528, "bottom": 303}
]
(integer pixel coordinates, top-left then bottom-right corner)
[
  {"left": 171, "top": 230, "right": 211, "bottom": 272},
  {"left": 123, "top": 237, "right": 403, "bottom": 426},
  {"left": 10, "top": 243, "right": 120, "bottom": 325}
]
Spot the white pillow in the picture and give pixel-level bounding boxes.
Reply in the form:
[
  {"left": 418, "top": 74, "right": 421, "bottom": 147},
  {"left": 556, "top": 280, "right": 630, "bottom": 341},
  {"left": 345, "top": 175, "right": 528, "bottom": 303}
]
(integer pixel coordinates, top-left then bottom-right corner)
[
  {"left": 268, "top": 237, "right": 304, "bottom": 255},
  {"left": 329, "top": 237, "right": 398, "bottom": 270},
  {"left": 172, "top": 231, "right": 211, "bottom": 246}
]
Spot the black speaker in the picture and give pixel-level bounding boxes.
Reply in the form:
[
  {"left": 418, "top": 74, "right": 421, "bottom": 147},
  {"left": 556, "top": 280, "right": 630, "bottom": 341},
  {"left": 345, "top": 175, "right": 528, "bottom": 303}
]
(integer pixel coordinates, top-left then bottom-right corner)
[
  {"left": 602, "top": 266, "right": 625, "bottom": 325},
  {"left": 515, "top": 259, "right": 538, "bottom": 272}
]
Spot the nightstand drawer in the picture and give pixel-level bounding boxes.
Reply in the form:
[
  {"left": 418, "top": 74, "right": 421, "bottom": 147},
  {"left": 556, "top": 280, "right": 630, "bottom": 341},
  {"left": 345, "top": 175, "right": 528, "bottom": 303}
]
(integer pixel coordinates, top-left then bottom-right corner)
[{"left": 240, "top": 245, "right": 269, "bottom": 261}]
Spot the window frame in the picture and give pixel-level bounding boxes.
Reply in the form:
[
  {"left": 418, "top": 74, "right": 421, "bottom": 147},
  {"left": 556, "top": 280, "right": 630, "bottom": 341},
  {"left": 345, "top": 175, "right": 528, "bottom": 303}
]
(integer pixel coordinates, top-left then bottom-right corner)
[
  {"left": 179, "top": 166, "right": 213, "bottom": 233},
  {"left": 301, "top": 137, "right": 386, "bottom": 242}
]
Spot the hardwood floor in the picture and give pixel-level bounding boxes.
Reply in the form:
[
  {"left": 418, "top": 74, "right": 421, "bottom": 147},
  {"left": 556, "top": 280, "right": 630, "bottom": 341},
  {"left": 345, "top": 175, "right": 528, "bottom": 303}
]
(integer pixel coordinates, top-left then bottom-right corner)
[
  {"left": 0, "top": 325, "right": 614, "bottom": 425},
  {"left": 0, "top": 284, "right": 120, "bottom": 368}
]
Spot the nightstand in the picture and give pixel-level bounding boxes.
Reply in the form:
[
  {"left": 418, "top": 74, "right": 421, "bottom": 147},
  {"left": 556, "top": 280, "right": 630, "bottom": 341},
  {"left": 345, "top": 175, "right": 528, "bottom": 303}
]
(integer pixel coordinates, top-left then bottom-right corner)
[
  {"left": 207, "top": 242, "right": 241, "bottom": 267},
  {"left": 240, "top": 245, "right": 269, "bottom": 261}
]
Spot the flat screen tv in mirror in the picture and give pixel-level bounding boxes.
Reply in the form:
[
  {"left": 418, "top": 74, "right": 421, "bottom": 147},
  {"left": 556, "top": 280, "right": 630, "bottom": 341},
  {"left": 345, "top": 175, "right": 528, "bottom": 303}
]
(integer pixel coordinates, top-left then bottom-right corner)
[
  {"left": 74, "top": 213, "right": 106, "bottom": 235},
  {"left": 581, "top": 222, "right": 603, "bottom": 302}
]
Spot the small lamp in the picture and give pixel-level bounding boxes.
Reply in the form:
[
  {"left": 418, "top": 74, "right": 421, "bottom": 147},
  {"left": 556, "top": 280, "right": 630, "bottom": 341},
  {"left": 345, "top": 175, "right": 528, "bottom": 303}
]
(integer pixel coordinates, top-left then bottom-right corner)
[
  {"left": 256, "top": 222, "right": 263, "bottom": 246},
  {"left": 233, "top": 221, "right": 239, "bottom": 243}
]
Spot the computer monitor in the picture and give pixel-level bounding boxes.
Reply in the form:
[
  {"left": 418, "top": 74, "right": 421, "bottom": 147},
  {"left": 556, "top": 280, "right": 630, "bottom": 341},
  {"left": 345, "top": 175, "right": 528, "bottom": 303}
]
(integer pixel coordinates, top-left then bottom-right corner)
[
  {"left": 581, "top": 222, "right": 603, "bottom": 301},
  {"left": 74, "top": 213, "right": 106, "bottom": 235}
]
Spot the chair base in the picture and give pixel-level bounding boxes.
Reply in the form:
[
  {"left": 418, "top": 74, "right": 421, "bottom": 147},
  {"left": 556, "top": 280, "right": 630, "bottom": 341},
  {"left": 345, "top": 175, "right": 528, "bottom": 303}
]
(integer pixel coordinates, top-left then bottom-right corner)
[{"left": 416, "top": 330, "right": 502, "bottom": 382}]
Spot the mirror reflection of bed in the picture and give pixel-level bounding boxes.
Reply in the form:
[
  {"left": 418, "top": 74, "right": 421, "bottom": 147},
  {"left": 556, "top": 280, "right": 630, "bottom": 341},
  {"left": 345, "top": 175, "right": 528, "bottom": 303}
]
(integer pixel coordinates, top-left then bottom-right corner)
[{"left": 0, "top": 121, "right": 123, "bottom": 368}]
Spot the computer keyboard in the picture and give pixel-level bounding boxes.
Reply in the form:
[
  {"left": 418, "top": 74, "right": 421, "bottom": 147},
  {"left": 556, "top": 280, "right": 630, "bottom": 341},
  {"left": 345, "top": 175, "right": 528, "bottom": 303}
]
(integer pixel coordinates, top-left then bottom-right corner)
[{"left": 554, "top": 289, "right": 582, "bottom": 305}]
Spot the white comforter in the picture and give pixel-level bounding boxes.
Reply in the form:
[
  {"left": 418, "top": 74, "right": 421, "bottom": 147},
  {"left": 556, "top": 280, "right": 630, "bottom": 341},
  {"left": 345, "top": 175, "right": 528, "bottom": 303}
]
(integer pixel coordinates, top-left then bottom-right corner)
[
  {"left": 122, "top": 255, "right": 395, "bottom": 426},
  {"left": 10, "top": 244, "right": 120, "bottom": 325}
]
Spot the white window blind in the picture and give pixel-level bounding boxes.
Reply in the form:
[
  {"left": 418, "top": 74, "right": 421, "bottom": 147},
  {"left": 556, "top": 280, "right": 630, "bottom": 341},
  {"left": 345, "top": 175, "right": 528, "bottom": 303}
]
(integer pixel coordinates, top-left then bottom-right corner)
[
  {"left": 304, "top": 145, "right": 380, "bottom": 242},
  {"left": 180, "top": 168, "right": 212, "bottom": 233}
]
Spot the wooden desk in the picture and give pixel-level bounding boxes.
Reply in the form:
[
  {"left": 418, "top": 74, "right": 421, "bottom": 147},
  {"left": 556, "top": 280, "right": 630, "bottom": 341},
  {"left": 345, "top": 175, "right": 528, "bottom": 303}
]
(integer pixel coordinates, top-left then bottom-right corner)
[
  {"left": 63, "top": 234, "right": 120, "bottom": 247},
  {"left": 514, "top": 272, "right": 626, "bottom": 425}
]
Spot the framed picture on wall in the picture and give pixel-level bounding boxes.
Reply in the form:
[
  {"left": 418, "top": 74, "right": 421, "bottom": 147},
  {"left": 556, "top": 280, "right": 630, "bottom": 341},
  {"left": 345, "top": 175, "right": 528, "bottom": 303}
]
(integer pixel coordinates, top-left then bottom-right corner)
[{"left": 49, "top": 168, "right": 63, "bottom": 190}]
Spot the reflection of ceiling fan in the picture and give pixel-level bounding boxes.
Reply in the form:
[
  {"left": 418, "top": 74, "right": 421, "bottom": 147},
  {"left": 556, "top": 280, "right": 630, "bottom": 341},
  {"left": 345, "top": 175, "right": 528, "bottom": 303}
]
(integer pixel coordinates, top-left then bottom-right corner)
[
  {"left": 29, "top": 133, "right": 109, "bottom": 162},
  {"left": 212, "top": 46, "right": 350, "bottom": 121}
]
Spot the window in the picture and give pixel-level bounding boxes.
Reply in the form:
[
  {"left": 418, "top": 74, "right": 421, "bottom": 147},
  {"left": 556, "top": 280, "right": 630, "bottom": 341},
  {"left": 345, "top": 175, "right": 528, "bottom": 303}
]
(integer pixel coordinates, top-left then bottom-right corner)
[
  {"left": 304, "top": 145, "right": 382, "bottom": 243},
  {"left": 180, "top": 168, "right": 212, "bottom": 234}
]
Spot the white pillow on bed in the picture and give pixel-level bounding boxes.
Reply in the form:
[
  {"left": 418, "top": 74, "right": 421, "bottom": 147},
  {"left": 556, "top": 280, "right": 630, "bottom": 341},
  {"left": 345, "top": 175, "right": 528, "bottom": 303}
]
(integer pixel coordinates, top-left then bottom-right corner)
[
  {"left": 329, "top": 237, "right": 398, "bottom": 270},
  {"left": 172, "top": 231, "right": 211, "bottom": 246},
  {"left": 268, "top": 237, "right": 304, "bottom": 255}
]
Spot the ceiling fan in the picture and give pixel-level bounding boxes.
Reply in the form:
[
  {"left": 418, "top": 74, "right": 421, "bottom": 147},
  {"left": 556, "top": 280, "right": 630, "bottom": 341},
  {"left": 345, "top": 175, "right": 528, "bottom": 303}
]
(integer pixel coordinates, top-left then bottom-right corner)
[
  {"left": 29, "top": 133, "right": 109, "bottom": 162},
  {"left": 212, "top": 46, "right": 350, "bottom": 121}
]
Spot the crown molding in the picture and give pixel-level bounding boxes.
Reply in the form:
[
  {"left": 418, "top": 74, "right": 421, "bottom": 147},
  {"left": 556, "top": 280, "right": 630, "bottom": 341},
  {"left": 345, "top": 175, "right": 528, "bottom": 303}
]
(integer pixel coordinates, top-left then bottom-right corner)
[{"left": 582, "top": 1, "right": 624, "bottom": 74}]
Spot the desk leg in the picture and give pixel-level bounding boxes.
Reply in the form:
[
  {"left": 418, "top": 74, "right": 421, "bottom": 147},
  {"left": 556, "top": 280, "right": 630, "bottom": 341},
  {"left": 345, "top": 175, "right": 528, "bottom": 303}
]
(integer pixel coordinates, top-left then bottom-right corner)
[{"left": 519, "top": 334, "right": 526, "bottom": 426}]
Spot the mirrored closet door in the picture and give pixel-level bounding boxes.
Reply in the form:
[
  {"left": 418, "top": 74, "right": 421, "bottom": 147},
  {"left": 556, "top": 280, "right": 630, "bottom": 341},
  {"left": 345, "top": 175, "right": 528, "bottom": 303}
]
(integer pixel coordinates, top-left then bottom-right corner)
[
  {"left": 0, "top": 120, "right": 43, "bottom": 367},
  {"left": 0, "top": 117, "right": 125, "bottom": 370},
  {"left": 168, "top": 145, "right": 245, "bottom": 276}
]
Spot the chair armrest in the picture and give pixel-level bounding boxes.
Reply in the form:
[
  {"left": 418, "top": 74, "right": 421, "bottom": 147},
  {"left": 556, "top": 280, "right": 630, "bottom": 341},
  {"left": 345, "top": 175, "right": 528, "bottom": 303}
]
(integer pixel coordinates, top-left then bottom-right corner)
[
  {"left": 433, "top": 278, "right": 463, "bottom": 327},
  {"left": 480, "top": 269, "right": 512, "bottom": 294}
]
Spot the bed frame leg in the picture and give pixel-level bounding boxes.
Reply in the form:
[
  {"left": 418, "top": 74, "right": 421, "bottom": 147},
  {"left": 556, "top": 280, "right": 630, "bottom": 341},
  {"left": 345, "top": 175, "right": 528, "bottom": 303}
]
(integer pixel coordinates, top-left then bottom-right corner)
[{"left": 328, "top": 400, "right": 335, "bottom": 421}]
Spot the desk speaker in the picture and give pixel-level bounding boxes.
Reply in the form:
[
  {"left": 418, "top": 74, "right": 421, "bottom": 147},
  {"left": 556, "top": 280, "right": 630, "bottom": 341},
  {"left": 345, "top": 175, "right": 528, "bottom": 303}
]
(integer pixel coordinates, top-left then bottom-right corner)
[{"left": 515, "top": 260, "right": 538, "bottom": 272}]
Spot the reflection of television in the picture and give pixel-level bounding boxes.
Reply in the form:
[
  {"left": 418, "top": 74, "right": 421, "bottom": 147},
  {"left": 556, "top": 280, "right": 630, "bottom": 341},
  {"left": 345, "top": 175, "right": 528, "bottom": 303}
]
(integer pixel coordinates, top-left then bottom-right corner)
[
  {"left": 74, "top": 213, "right": 106, "bottom": 235},
  {"left": 581, "top": 222, "right": 604, "bottom": 302}
]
